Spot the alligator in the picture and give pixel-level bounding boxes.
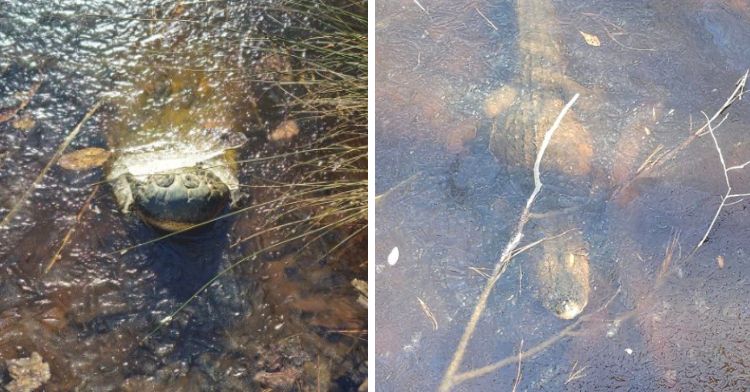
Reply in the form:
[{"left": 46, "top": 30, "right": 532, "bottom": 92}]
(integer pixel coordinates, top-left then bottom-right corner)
[{"left": 485, "top": 0, "right": 594, "bottom": 319}]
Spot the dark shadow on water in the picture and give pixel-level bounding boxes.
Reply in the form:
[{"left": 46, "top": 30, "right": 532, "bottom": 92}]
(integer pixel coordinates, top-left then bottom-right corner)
[{"left": 136, "top": 218, "right": 232, "bottom": 301}]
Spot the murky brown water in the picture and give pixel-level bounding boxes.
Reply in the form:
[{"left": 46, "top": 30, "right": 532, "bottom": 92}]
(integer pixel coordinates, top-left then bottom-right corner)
[
  {"left": 1, "top": 1, "right": 366, "bottom": 390},
  {"left": 376, "top": 0, "right": 750, "bottom": 390}
]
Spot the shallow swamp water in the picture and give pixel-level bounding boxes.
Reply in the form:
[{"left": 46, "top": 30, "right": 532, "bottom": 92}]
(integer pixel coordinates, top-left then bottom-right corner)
[
  {"left": 376, "top": 0, "right": 750, "bottom": 390},
  {"left": 0, "top": 1, "right": 366, "bottom": 391}
]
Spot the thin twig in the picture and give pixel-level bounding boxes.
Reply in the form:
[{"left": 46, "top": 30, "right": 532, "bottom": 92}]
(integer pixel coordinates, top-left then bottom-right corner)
[
  {"left": 439, "top": 93, "right": 579, "bottom": 392},
  {"left": 614, "top": 70, "right": 748, "bottom": 199},
  {"left": 1, "top": 101, "right": 102, "bottom": 229},
  {"left": 635, "top": 145, "right": 664, "bottom": 175},
  {"left": 453, "top": 319, "right": 582, "bottom": 385},
  {"left": 475, "top": 7, "right": 498, "bottom": 31},
  {"left": 468, "top": 267, "right": 492, "bottom": 279},
  {"left": 695, "top": 111, "right": 734, "bottom": 250},
  {"left": 726, "top": 159, "right": 750, "bottom": 171},
  {"left": 0, "top": 76, "right": 44, "bottom": 123},
  {"left": 452, "top": 287, "right": 620, "bottom": 387},
  {"left": 413, "top": 0, "right": 427, "bottom": 13},
  {"left": 509, "top": 229, "right": 574, "bottom": 259}
]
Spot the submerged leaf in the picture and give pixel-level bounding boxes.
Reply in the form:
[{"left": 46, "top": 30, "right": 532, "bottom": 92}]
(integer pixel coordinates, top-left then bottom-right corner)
[
  {"left": 580, "top": 31, "right": 601, "bottom": 47},
  {"left": 11, "top": 115, "right": 36, "bottom": 130},
  {"left": 58, "top": 147, "right": 111, "bottom": 170}
]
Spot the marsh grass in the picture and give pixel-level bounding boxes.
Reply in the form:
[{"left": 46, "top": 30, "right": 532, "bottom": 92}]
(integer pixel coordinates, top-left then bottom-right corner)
[{"left": 230, "top": 0, "right": 367, "bottom": 267}]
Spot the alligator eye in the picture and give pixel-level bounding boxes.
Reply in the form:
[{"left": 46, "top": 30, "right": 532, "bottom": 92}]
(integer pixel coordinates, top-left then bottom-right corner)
[
  {"left": 182, "top": 173, "right": 200, "bottom": 189},
  {"left": 152, "top": 173, "right": 175, "bottom": 187}
]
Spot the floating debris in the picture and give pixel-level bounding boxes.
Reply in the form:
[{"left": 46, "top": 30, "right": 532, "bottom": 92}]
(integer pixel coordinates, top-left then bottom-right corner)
[
  {"left": 580, "top": 31, "right": 601, "bottom": 47},
  {"left": 11, "top": 115, "right": 36, "bottom": 130},
  {"left": 417, "top": 297, "right": 438, "bottom": 330},
  {"left": 253, "top": 368, "right": 301, "bottom": 390},
  {"left": 269, "top": 119, "right": 300, "bottom": 143},
  {"left": 352, "top": 278, "right": 368, "bottom": 308},
  {"left": 387, "top": 246, "right": 399, "bottom": 266},
  {"left": 4, "top": 352, "right": 51, "bottom": 392}
]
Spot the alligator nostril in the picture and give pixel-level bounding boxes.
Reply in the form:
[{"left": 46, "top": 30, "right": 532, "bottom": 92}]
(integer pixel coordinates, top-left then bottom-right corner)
[
  {"left": 182, "top": 173, "right": 200, "bottom": 189},
  {"left": 152, "top": 173, "right": 175, "bottom": 187}
]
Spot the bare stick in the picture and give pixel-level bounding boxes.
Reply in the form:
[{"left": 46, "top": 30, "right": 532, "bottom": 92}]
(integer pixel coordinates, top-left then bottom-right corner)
[
  {"left": 452, "top": 286, "right": 621, "bottom": 387},
  {"left": 0, "top": 101, "right": 103, "bottom": 229},
  {"left": 695, "top": 109, "right": 743, "bottom": 250},
  {"left": 726, "top": 159, "right": 750, "bottom": 171},
  {"left": 469, "top": 266, "right": 492, "bottom": 279},
  {"left": 453, "top": 319, "right": 581, "bottom": 385},
  {"left": 439, "top": 93, "right": 580, "bottom": 392},
  {"left": 0, "top": 76, "right": 44, "bottom": 123},
  {"left": 509, "top": 229, "right": 574, "bottom": 259}
]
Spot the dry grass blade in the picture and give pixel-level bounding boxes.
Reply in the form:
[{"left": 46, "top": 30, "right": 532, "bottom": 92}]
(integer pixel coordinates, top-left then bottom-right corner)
[
  {"left": 417, "top": 297, "right": 439, "bottom": 331},
  {"left": 615, "top": 70, "right": 748, "bottom": 199},
  {"left": 0, "top": 75, "right": 44, "bottom": 123},
  {"left": 565, "top": 361, "right": 587, "bottom": 384},
  {"left": 45, "top": 185, "right": 100, "bottom": 273}
]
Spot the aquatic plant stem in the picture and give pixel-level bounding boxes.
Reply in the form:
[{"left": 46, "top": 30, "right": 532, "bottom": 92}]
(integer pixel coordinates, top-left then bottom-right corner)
[
  {"left": 0, "top": 100, "right": 102, "bottom": 229},
  {"left": 438, "top": 93, "right": 579, "bottom": 392}
]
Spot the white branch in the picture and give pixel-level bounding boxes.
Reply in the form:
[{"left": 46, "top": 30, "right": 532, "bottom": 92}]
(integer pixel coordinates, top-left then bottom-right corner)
[
  {"left": 696, "top": 111, "right": 738, "bottom": 249},
  {"left": 439, "top": 93, "right": 579, "bottom": 392},
  {"left": 703, "top": 112, "right": 731, "bottom": 189},
  {"left": 726, "top": 159, "right": 750, "bottom": 171}
]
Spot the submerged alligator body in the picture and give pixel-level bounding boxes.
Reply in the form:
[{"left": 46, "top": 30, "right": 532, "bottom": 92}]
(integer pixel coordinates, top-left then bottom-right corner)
[{"left": 485, "top": 0, "right": 593, "bottom": 319}]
